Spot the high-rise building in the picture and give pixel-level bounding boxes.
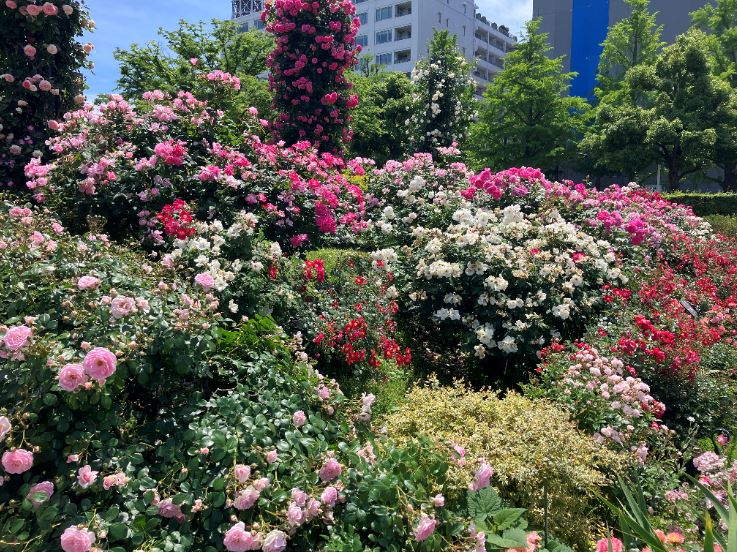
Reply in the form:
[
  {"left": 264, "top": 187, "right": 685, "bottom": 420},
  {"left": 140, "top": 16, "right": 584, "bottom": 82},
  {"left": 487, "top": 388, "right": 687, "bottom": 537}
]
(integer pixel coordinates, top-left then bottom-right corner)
[
  {"left": 231, "top": 0, "right": 518, "bottom": 94},
  {"left": 534, "top": 0, "right": 708, "bottom": 98}
]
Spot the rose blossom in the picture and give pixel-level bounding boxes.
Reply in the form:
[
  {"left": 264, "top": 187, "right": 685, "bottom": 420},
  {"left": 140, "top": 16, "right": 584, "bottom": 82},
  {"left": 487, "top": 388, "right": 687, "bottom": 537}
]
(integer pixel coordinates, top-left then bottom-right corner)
[
  {"left": 223, "top": 522, "right": 261, "bottom": 552},
  {"left": 0, "top": 416, "right": 10, "bottom": 441},
  {"left": 47, "top": 44, "right": 58, "bottom": 55},
  {"left": 77, "top": 276, "right": 100, "bottom": 290},
  {"left": 233, "top": 486, "right": 260, "bottom": 510},
  {"left": 318, "top": 457, "right": 342, "bottom": 482},
  {"left": 433, "top": 494, "right": 445, "bottom": 507},
  {"left": 292, "top": 410, "right": 307, "bottom": 427},
  {"left": 266, "top": 450, "right": 278, "bottom": 464},
  {"left": 287, "top": 502, "right": 304, "bottom": 527},
  {"left": 469, "top": 462, "right": 493, "bottom": 492},
  {"left": 253, "top": 477, "right": 270, "bottom": 491},
  {"left": 291, "top": 488, "right": 307, "bottom": 507},
  {"left": 60, "top": 526, "right": 95, "bottom": 552},
  {"left": 58, "top": 363, "right": 86, "bottom": 392},
  {"left": 103, "top": 472, "right": 129, "bottom": 490},
  {"left": 42, "top": 2, "right": 58, "bottom": 15},
  {"left": 27, "top": 481, "right": 54, "bottom": 506},
  {"left": 23, "top": 45, "right": 37, "bottom": 58},
  {"left": 62, "top": 4, "right": 73, "bottom": 15},
  {"left": 77, "top": 465, "right": 98, "bottom": 488},
  {"left": 262, "top": 530, "right": 288, "bottom": 552},
  {"left": 321, "top": 486, "right": 338, "bottom": 506},
  {"left": 3, "top": 325, "right": 32, "bottom": 351},
  {"left": 2, "top": 449, "right": 33, "bottom": 474},
  {"left": 110, "top": 295, "right": 136, "bottom": 319},
  {"left": 82, "top": 347, "right": 117, "bottom": 382},
  {"left": 413, "top": 515, "right": 436, "bottom": 542},
  {"left": 595, "top": 537, "right": 624, "bottom": 552},
  {"left": 195, "top": 272, "right": 215, "bottom": 291},
  {"left": 234, "top": 464, "right": 251, "bottom": 483}
]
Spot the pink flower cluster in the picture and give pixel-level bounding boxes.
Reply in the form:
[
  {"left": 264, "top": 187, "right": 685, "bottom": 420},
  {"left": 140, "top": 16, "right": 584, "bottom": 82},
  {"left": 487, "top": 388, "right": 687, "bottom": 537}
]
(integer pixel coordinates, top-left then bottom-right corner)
[
  {"left": 201, "top": 70, "right": 241, "bottom": 91},
  {"left": 57, "top": 347, "right": 117, "bottom": 391}
]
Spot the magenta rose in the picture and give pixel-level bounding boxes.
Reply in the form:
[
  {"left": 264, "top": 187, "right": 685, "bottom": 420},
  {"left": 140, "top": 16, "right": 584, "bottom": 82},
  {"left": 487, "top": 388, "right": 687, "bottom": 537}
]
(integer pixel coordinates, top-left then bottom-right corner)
[
  {"left": 27, "top": 481, "right": 54, "bottom": 506},
  {"left": 60, "top": 526, "right": 95, "bottom": 552},
  {"left": 3, "top": 325, "right": 32, "bottom": 351},
  {"left": 2, "top": 448, "right": 33, "bottom": 474},
  {"left": 58, "top": 363, "right": 86, "bottom": 392},
  {"left": 223, "top": 522, "right": 261, "bottom": 552},
  {"left": 82, "top": 347, "right": 117, "bottom": 382}
]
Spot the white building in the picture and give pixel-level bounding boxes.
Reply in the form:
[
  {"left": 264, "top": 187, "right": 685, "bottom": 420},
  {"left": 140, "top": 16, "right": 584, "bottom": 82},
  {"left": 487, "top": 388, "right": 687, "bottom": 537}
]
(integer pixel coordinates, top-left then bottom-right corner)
[{"left": 231, "top": 0, "right": 517, "bottom": 93}]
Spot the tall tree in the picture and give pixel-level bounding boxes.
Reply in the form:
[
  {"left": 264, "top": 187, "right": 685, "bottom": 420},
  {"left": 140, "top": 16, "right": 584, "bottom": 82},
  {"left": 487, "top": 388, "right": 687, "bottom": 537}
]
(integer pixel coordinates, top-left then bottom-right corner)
[
  {"left": 407, "top": 30, "right": 476, "bottom": 157},
  {"left": 467, "top": 19, "right": 589, "bottom": 174}
]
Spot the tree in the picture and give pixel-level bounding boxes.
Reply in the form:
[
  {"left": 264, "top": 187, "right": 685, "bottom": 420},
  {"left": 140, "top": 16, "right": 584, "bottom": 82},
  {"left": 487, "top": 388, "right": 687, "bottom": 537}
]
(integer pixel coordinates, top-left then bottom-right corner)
[
  {"left": 467, "top": 19, "right": 589, "bottom": 174},
  {"left": 114, "top": 19, "right": 274, "bottom": 119},
  {"left": 348, "top": 71, "right": 412, "bottom": 164},
  {"left": 264, "top": 0, "right": 360, "bottom": 154},
  {"left": 692, "top": 0, "right": 737, "bottom": 190},
  {"left": 0, "top": 0, "right": 93, "bottom": 191},
  {"left": 407, "top": 30, "right": 476, "bottom": 157},
  {"left": 595, "top": 0, "right": 664, "bottom": 98},
  {"left": 623, "top": 30, "right": 732, "bottom": 191}
]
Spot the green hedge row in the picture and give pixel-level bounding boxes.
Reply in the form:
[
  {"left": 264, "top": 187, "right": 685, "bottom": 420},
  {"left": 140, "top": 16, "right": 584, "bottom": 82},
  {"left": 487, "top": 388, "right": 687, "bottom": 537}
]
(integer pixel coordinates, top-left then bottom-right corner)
[{"left": 664, "top": 193, "right": 737, "bottom": 216}]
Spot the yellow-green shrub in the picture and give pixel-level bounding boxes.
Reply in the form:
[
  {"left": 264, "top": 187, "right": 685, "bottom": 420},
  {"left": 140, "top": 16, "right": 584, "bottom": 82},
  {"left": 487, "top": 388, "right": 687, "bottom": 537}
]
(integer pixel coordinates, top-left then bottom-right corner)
[{"left": 384, "top": 380, "right": 624, "bottom": 549}]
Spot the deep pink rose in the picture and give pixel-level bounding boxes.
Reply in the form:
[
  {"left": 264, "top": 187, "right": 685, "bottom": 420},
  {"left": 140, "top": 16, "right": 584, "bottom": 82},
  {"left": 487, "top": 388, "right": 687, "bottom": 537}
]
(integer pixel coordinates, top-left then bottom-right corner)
[
  {"left": 60, "top": 526, "right": 95, "bottom": 552},
  {"left": 3, "top": 325, "right": 32, "bottom": 351},
  {"left": 58, "top": 363, "right": 86, "bottom": 392},
  {"left": 27, "top": 481, "right": 54, "bottom": 506},
  {"left": 2, "top": 448, "right": 33, "bottom": 474},
  {"left": 82, "top": 347, "right": 117, "bottom": 382}
]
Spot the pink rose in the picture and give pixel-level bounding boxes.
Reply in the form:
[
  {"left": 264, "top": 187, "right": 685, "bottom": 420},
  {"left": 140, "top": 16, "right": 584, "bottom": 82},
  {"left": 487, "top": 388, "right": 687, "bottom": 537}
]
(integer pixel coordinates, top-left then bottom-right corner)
[
  {"left": 3, "top": 325, "right": 32, "bottom": 351},
  {"left": 58, "top": 363, "right": 86, "bottom": 392},
  {"left": 320, "top": 486, "right": 338, "bottom": 506},
  {"left": 60, "top": 526, "right": 95, "bottom": 552},
  {"left": 77, "top": 276, "right": 100, "bottom": 290},
  {"left": 158, "top": 498, "right": 185, "bottom": 521},
  {"left": 262, "top": 530, "right": 287, "bottom": 552},
  {"left": 27, "top": 481, "right": 54, "bottom": 506},
  {"left": 223, "top": 522, "right": 261, "bottom": 552},
  {"left": 110, "top": 296, "right": 136, "bottom": 319},
  {"left": 233, "top": 486, "right": 260, "bottom": 510},
  {"left": 46, "top": 44, "right": 58, "bottom": 55},
  {"left": 287, "top": 502, "right": 304, "bottom": 527},
  {"left": 77, "top": 465, "right": 98, "bottom": 488},
  {"left": 5, "top": 0, "right": 17, "bottom": 8},
  {"left": 23, "top": 45, "right": 37, "bottom": 58},
  {"left": 433, "top": 494, "right": 445, "bottom": 507},
  {"left": 42, "top": 2, "right": 58, "bottom": 15},
  {"left": 234, "top": 464, "right": 251, "bottom": 483},
  {"left": 318, "top": 457, "right": 342, "bottom": 482},
  {"left": 2, "top": 448, "right": 33, "bottom": 474},
  {"left": 413, "top": 515, "right": 436, "bottom": 542},
  {"left": 103, "top": 472, "right": 129, "bottom": 490},
  {"left": 194, "top": 272, "right": 215, "bottom": 291},
  {"left": 253, "top": 477, "right": 270, "bottom": 491},
  {"left": 82, "top": 347, "right": 117, "bottom": 382},
  {"left": 266, "top": 450, "right": 278, "bottom": 464},
  {"left": 316, "top": 384, "right": 331, "bottom": 401},
  {"left": 0, "top": 416, "right": 10, "bottom": 441},
  {"left": 595, "top": 537, "right": 624, "bottom": 552},
  {"left": 291, "top": 487, "right": 307, "bottom": 507},
  {"left": 67, "top": 454, "right": 79, "bottom": 463},
  {"left": 62, "top": 4, "right": 73, "bottom": 15},
  {"left": 469, "top": 462, "right": 493, "bottom": 492},
  {"left": 292, "top": 410, "right": 307, "bottom": 427}
]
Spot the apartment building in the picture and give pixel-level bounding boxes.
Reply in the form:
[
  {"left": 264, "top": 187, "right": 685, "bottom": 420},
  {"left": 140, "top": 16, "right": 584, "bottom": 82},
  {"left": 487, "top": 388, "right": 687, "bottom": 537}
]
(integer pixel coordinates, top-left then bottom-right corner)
[{"left": 231, "top": 0, "right": 517, "bottom": 93}]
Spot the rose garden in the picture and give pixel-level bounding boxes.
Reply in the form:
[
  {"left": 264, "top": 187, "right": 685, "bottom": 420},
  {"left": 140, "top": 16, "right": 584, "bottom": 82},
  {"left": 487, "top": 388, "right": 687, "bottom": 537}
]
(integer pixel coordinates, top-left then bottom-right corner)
[{"left": 2, "top": 0, "right": 737, "bottom": 552}]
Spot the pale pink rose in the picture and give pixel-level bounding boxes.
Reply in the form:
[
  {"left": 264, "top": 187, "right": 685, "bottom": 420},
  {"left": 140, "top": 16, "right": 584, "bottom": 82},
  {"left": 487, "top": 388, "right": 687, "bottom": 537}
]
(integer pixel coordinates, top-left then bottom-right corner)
[
  {"left": 234, "top": 464, "right": 251, "bottom": 483},
  {"left": 42, "top": 2, "right": 58, "bottom": 15},
  {"left": 413, "top": 515, "right": 436, "bottom": 542},
  {"left": 58, "top": 363, "right": 86, "bottom": 392},
  {"left": 320, "top": 486, "right": 338, "bottom": 506},
  {"left": 3, "top": 325, "right": 32, "bottom": 351},
  {"left": 253, "top": 477, "right": 270, "bottom": 491},
  {"left": 5, "top": 1, "right": 17, "bottom": 9},
  {"left": 292, "top": 410, "right": 307, "bottom": 427},
  {"left": 199, "top": 447, "right": 209, "bottom": 455},
  {"left": 433, "top": 494, "right": 445, "bottom": 507},
  {"left": 80, "top": 341, "right": 92, "bottom": 351},
  {"left": 194, "top": 272, "right": 215, "bottom": 291},
  {"left": 248, "top": 107, "right": 259, "bottom": 116},
  {"left": 82, "top": 347, "right": 117, "bottom": 382},
  {"left": 26, "top": 4, "right": 42, "bottom": 15},
  {"left": 316, "top": 384, "right": 331, "bottom": 400},
  {"left": 233, "top": 486, "right": 260, "bottom": 510},
  {"left": 287, "top": 502, "right": 304, "bottom": 527},
  {"left": 23, "top": 45, "right": 37, "bottom": 58},
  {"left": 62, "top": 4, "right": 73, "bottom": 15},
  {"left": 266, "top": 450, "right": 278, "bottom": 464},
  {"left": 291, "top": 488, "right": 307, "bottom": 507},
  {"left": 223, "top": 522, "right": 261, "bottom": 552},
  {"left": 595, "top": 537, "right": 624, "bottom": 552},
  {"left": 0, "top": 416, "right": 10, "bottom": 441},
  {"left": 83, "top": 43, "right": 94, "bottom": 54},
  {"left": 27, "top": 481, "right": 54, "bottom": 506},
  {"left": 60, "top": 526, "right": 95, "bottom": 552},
  {"left": 103, "top": 472, "right": 129, "bottom": 490},
  {"left": 304, "top": 498, "right": 321, "bottom": 520},
  {"left": 67, "top": 454, "right": 79, "bottom": 463},
  {"left": 2, "top": 449, "right": 33, "bottom": 474},
  {"left": 77, "top": 465, "right": 98, "bottom": 488},
  {"left": 469, "top": 463, "right": 493, "bottom": 492},
  {"left": 110, "top": 296, "right": 136, "bottom": 319},
  {"left": 158, "top": 498, "right": 185, "bottom": 521},
  {"left": 39, "top": 79, "right": 52, "bottom": 92},
  {"left": 77, "top": 276, "right": 100, "bottom": 290},
  {"left": 262, "top": 530, "right": 287, "bottom": 552},
  {"left": 46, "top": 44, "right": 58, "bottom": 55},
  {"left": 318, "top": 457, "right": 342, "bottom": 482}
]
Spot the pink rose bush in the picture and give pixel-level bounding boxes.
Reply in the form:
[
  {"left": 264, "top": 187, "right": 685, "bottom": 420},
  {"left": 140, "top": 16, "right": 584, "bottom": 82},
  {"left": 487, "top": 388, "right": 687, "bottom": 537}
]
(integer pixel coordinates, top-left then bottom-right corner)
[{"left": 60, "top": 526, "right": 95, "bottom": 552}]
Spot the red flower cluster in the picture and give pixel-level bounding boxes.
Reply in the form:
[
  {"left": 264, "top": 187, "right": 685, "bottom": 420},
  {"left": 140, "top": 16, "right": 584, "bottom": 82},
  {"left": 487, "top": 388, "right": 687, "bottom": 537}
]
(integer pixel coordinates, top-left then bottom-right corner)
[
  {"left": 156, "top": 199, "right": 195, "bottom": 239},
  {"left": 305, "top": 259, "right": 326, "bottom": 282}
]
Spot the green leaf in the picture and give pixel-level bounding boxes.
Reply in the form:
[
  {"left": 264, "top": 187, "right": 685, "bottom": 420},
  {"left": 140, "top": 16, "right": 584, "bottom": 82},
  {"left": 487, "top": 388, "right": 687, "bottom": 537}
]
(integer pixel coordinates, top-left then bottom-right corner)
[
  {"left": 109, "top": 523, "right": 128, "bottom": 541},
  {"left": 468, "top": 488, "right": 503, "bottom": 523},
  {"left": 492, "top": 508, "right": 527, "bottom": 530}
]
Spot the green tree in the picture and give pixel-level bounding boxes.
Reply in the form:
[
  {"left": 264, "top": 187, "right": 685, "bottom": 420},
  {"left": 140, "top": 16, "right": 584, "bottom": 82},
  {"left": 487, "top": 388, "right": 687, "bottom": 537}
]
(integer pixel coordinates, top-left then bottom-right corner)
[
  {"left": 407, "top": 30, "right": 476, "bottom": 157},
  {"left": 467, "top": 19, "right": 589, "bottom": 175},
  {"left": 348, "top": 71, "right": 412, "bottom": 164},
  {"left": 114, "top": 19, "right": 273, "bottom": 117}
]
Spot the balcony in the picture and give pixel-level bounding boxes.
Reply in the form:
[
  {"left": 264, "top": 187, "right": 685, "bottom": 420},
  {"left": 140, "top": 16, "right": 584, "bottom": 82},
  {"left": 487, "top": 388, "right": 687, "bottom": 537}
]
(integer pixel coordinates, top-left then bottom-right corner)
[
  {"left": 395, "top": 1, "right": 412, "bottom": 17},
  {"left": 395, "top": 25, "right": 412, "bottom": 41},
  {"left": 394, "top": 49, "right": 411, "bottom": 64}
]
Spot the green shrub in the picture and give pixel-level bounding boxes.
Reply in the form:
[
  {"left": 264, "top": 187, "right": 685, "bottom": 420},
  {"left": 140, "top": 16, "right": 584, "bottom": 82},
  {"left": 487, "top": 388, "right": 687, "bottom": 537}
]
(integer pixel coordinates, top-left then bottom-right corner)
[
  {"left": 384, "top": 380, "right": 624, "bottom": 549},
  {"left": 664, "top": 193, "right": 737, "bottom": 216},
  {"left": 704, "top": 215, "right": 737, "bottom": 237}
]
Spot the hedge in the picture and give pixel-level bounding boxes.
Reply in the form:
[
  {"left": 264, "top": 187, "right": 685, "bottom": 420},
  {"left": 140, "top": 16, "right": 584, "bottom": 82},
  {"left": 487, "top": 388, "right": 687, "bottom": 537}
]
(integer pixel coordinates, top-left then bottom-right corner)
[{"left": 664, "top": 193, "right": 737, "bottom": 216}]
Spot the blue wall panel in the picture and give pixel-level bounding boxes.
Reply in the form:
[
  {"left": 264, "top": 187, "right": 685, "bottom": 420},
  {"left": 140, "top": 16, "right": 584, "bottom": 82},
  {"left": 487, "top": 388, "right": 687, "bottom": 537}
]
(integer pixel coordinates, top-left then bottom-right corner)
[{"left": 570, "top": 0, "right": 609, "bottom": 98}]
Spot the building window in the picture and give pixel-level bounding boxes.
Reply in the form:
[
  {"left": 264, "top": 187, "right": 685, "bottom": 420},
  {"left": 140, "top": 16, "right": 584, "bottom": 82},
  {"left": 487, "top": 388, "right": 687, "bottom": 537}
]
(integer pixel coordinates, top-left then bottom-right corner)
[
  {"left": 358, "top": 12, "right": 368, "bottom": 25},
  {"left": 394, "top": 49, "right": 411, "bottom": 64},
  {"left": 395, "top": 25, "right": 411, "bottom": 41},
  {"left": 376, "top": 6, "right": 392, "bottom": 21},
  {"left": 253, "top": 19, "right": 265, "bottom": 30},
  {"left": 395, "top": 1, "right": 412, "bottom": 17},
  {"left": 462, "top": 25, "right": 466, "bottom": 36},
  {"left": 446, "top": 18, "right": 449, "bottom": 28},
  {"left": 375, "top": 52, "right": 392, "bottom": 65},
  {"left": 375, "top": 29, "right": 393, "bottom": 44},
  {"left": 356, "top": 34, "right": 368, "bottom": 47},
  {"left": 438, "top": 12, "right": 441, "bottom": 23}
]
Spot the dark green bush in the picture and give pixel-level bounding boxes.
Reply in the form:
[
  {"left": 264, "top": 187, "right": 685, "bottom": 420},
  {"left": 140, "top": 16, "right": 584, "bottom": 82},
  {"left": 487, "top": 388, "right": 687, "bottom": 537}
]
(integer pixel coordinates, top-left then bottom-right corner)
[{"left": 665, "top": 193, "right": 737, "bottom": 216}]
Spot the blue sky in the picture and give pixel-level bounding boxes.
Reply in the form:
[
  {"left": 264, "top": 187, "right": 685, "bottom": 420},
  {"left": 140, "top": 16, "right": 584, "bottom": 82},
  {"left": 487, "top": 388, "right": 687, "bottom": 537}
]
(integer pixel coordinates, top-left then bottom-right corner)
[{"left": 82, "top": 0, "right": 533, "bottom": 98}]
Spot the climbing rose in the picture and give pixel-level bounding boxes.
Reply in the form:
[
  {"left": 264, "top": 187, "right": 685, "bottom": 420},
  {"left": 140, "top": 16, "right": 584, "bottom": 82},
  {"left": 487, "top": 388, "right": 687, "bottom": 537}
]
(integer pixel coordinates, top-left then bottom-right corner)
[
  {"left": 1, "top": 448, "right": 33, "bottom": 474},
  {"left": 223, "top": 522, "right": 261, "bottom": 552},
  {"left": 414, "top": 515, "right": 437, "bottom": 542},
  {"left": 0, "top": 416, "right": 10, "bottom": 441},
  {"left": 318, "top": 457, "right": 342, "bottom": 482},
  {"left": 58, "top": 363, "right": 86, "bottom": 392},
  {"left": 292, "top": 410, "right": 307, "bottom": 427},
  {"left": 3, "top": 325, "right": 32, "bottom": 351},
  {"left": 60, "top": 526, "right": 95, "bottom": 552},
  {"left": 77, "top": 465, "right": 98, "bottom": 488},
  {"left": 82, "top": 347, "right": 117, "bottom": 382},
  {"left": 321, "top": 486, "right": 338, "bottom": 506},
  {"left": 262, "top": 530, "right": 288, "bottom": 552},
  {"left": 233, "top": 486, "right": 260, "bottom": 510}
]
